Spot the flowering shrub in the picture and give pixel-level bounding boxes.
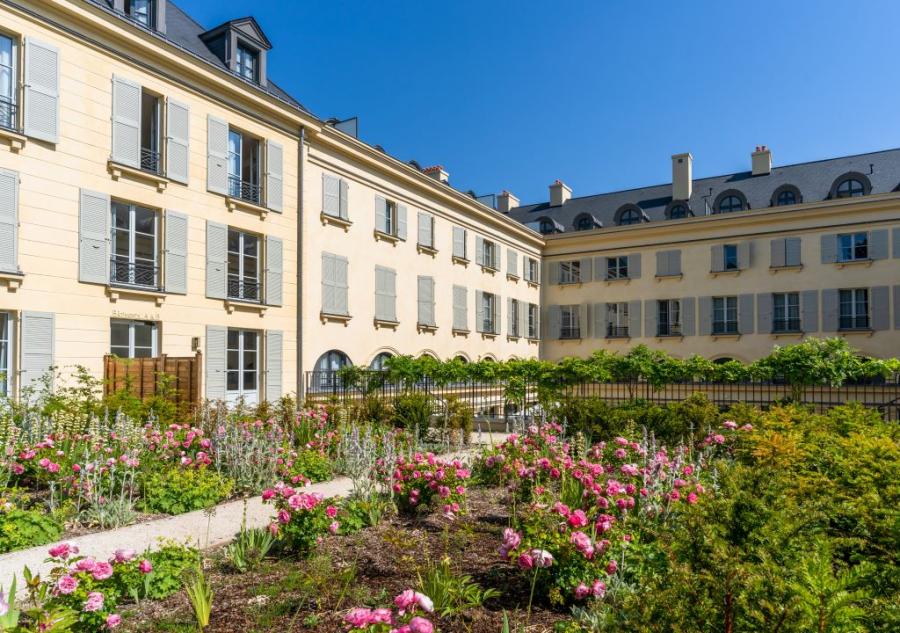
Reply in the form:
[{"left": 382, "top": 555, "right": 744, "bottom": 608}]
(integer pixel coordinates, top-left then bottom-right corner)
[
  {"left": 392, "top": 453, "right": 470, "bottom": 518},
  {"left": 138, "top": 467, "right": 233, "bottom": 515},
  {"left": 343, "top": 589, "right": 435, "bottom": 632},
  {"left": 263, "top": 483, "right": 340, "bottom": 555}
]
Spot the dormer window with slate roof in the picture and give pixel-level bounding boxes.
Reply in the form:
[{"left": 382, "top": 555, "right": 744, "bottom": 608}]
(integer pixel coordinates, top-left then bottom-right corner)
[
  {"left": 113, "top": 0, "right": 166, "bottom": 34},
  {"left": 615, "top": 204, "right": 645, "bottom": 226},
  {"left": 200, "top": 17, "right": 273, "bottom": 87},
  {"left": 713, "top": 190, "right": 748, "bottom": 214},
  {"left": 831, "top": 173, "right": 870, "bottom": 199}
]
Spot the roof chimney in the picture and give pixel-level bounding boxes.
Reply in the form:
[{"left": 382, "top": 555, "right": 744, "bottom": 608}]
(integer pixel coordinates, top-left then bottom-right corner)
[
  {"left": 549, "top": 180, "right": 572, "bottom": 207},
  {"left": 496, "top": 190, "right": 520, "bottom": 214},
  {"left": 671, "top": 152, "right": 692, "bottom": 201},
  {"left": 752, "top": 145, "right": 772, "bottom": 176},
  {"left": 423, "top": 165, "right": 449, "bottom": 184}
]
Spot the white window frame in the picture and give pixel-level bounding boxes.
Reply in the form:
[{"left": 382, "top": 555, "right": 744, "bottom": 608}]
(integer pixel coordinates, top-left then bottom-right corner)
[
  {"left": 723, "top": 244, "right": 739, "bottom": 270},
  {"left": 227, "top": 127, "right": 262, "bottom": 203},
  {"left": 527, "top": 303, "right": 539, "bottom": 339},
  {"left": 712, "top": 296, "right": 738, "bottom": 334},
  {"left": 482, "top": 292, "right": 495, "bottom": 333},
  {"left": 510, "top": 299, "right": 520, "bottom": 337},
  {"left": 235, "top": 42, "right": 259, "bottom": 83},
  {"left": 0, "top": 31, "right": 18, "bottom": 132},
  {"left": 607, "top": 302, "right": 629, "bottom": 337},
  {"left": 560, "top": 305, "right": 581, "bottom": 339},
  {"left": 0, "top": 311, "right": 12, "bottom": 397},
  {"left": 838, "top": 232, "right": 868, "bottom": 262},
  {"left": 606, "top": 256, "right": 628, "bottom": 280},
  {"left": 110, "top": 319, "right": 158, "bottom": 359},
  {"left": 227, "top": 228, "right": 261, "bottom": 302},
  {"left": 658, "top": 299, "right": 681, "bottom": 336},
  {"left": 559, "top": 260, "right": 581, "bottom": 284},
  {"left": 226, "top": 328, "right": 259, "bottom": 403},
  {"left": 526, "top": 258, "right": 539, "bottom": 282},
  {"left": 111, "top": 201, "right": 159, "bottom": 288},
  {"left": 772, "top": 292, "right": 800, "bottom": 333},
  {"left": 839, "top": 288, "right": 869, "bottom": 330},
  {"left": 482, "top": 239, "right": 498, "bottom": 269}
]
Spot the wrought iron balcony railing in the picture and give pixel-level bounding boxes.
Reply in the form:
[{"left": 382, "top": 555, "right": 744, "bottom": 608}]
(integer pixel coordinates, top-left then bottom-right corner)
[
  {"left": 140, "top": 147, "right": 161, "bottom": 174},
  {"left": 227, "top": 276, "right": 261, "bottom": 302},
  {"left": 657, "top": 322, "right": 682, "bottom": 337},
  {"left": 110, "top": 259, "right": 159, "bottom": 289},
  {"left": 0, "top": 97, "right": 18, "bottom": 133},
  {"left": 228, "top": 175, "right": 262, "bottom": 206},
  {"left": 607, "top": 325, "right": 630, "bottom": 338}
]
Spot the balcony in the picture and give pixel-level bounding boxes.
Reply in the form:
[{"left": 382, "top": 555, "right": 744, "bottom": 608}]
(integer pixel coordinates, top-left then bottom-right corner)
[
  {"left": 110, "top": 259, "right": 159, "bottom": 290},
  {"left": 228, "top": 175, "right": 262, "bottom": 207},
  {"left": 227, "top": 276, "right": 261, "bottom": 303},
  {"left": 0, "top": 97, "right": 18, "bottom": 133},
  {"left": 607, "top": 325, "right": 630, "bottom": 338},
  {"left": 140, "top": 147, "right": 161, "bottom": 175}
]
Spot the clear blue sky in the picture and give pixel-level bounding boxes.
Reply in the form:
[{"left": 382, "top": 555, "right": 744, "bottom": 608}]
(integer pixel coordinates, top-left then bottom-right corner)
[{"left": 175, "top": 0, "right": 900, "bottom": 205}]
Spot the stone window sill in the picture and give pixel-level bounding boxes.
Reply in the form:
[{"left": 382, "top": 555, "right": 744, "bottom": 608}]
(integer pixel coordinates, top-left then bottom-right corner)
[
  {"left": 0, "top": 127, "right": 26, "bottom": 152},
  {"left": 605, "top": 276, "right": 631, "bottom": 285},
  {"left": 374, "top": 318, "right": 399, "bottom": 329},
  {"left": 417, "top": 243, "right": 438, "bottom": 256},
  {"left": 480, "top": 264, "right": 498, "bottom": 275},
  {"left": 225, "top": 299, "right": 267, "bottom": 315},
  {"left": 107, "top": 285, "right": 166, "bottom": 306},
  {"left": 527, "top": 337, "right": 540, "bottom": 343},
  {"left": 606, "top": 334, "right": 631, "bottom": 340},
  {"left": 711, "top": 332, "right": 741, "bottom": 341},
  {"left": 526, "top": 280, "right": 540, "bottom": 289},
  {"left": 656, "top": 334, "right": 684, "bottom": 341},
  {"left": 655, "top": 273, "right": 683, "bottom": 281},
  {"left": 769, "top": 264, "right": 803, "bottom": 274},
  {"left": 835, "top": 259, "right": 873, "bottom": 269},
  {"left": 452, "top": 255, "right": 469, "bottom": 266},
  {"left": 321, "top": 312, "right": 352, "bottom": 325},
  {"left": 506, "top": 273, "right": 520, "bottom": 282},
  {"left": 559, "top": 336, "right": 582, "bottom": 342},
  {"left": 321, "top": 212, "right": 352, "bottom": 231},
  {"left": 480, "top": 332, "right": 498, "bottom": 340},
  {"left": 108, "top": 160, "right": 170, "bottom": 193},
  {"left": 0, "top": 271, "right": 24, "bottom": 292},
  {"left": 452, "top": 328, "right": 470, "bottom": 337},
  {"left": 839, "top": 328, "right": 874, "bottom": 337},
  {"left": 417, "top": 323, "right": 438, "bottom": 333},
  {"left": 771, "top": 330, "right": 804, "bottom": 338},
  {"left": 507, "top": 335, "right": 520, "bottom": 342},
  {"left": 227, "top": 195, "right": 269, "bottom": 219},
  {"left": 374, "top": 230, "right": 402, "bottom": 245},
  {"left": 558, "top": 281, "right": 583, "bottom": 288},
  {"left": 710, "top": 269, "right": 741, "bottom": 277}
]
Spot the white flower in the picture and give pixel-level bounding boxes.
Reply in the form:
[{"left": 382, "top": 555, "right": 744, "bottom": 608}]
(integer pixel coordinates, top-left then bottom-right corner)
[{"left": 414, "top": 592, "right": 434, "bottom": 613}]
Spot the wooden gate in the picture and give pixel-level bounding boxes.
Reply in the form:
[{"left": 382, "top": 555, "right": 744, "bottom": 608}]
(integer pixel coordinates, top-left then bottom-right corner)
[{"left": 103, "top": 352, "right": 202, "bottom": 409}]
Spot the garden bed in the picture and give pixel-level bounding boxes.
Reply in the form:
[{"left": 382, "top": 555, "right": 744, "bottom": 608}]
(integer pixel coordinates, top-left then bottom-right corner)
[{"left": 121, "top": 487, "right": 566, "bottom": 633}]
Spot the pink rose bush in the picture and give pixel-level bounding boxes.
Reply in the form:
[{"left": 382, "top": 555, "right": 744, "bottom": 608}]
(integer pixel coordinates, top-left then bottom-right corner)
[
  {"left": 263, "top": 483, "right": 341, "bottom": 555},
  {"left": 482, "top": 423, "right": 708, "bottom": 602},
  {"left": 392, "top": 453, "right": 470, "bottom": 518},
  {"left": 344, "top": 589, "right": 435, "bottom": 632}
]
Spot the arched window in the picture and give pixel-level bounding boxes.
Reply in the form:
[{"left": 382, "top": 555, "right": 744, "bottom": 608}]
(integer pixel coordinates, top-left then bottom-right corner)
[
  {"left": 713, "top": 357, "right": 734, "bottom": 365},
  {"left": 616, "top": 207, "right": 642, "bottom": 226},
  {"left": 573, "top": 214, "right": 598, "bottom": 231},
  {"left": 453, "top": 355, "right": 469, "bottom": 364},
  {"left": 369, "top": 352, "right": 392, "bottom": 371},
  {"left": 771, "top": 185, "right": 801, "bottom": 207},
  {"left": 314, "top": 350, "right": 351, "bottom": 390},
  {"left": 668, "top": 204, "right": 688, "bottom": 219},
  {"left": 715, "top": 194, "right": 745, "bottom": 213},
  {"left": 539, "top": 217, "right": 558, "bottom": 234},
  {"left": 836, "top": 178, "right": 865, "bottom": 198}
]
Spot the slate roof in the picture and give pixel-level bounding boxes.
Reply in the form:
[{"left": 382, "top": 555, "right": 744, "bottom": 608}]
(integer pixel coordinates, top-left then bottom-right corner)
[
  {"left": 506, "top": 147, "right": 900, "bottom": 233},
  {"left": 86, "top": 0, "right": 307, "bottom": 112}
]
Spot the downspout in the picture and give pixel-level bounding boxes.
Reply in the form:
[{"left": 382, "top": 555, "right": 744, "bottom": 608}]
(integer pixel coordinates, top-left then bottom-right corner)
[{"left": 296, "top": 125, "right": 305, "bottom": 400}]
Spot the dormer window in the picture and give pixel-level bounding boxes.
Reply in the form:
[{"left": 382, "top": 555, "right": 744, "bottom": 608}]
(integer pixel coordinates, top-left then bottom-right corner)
[
  {"left": 126, "top": 0, "right": 155, "bottom": 28},
  {"left": 235, "top": 43, "right": 259, "bottom": 83}
]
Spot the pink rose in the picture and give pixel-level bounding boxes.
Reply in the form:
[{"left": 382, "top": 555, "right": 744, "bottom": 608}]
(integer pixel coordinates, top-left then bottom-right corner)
[
  {"left": 517, "top": 553, "right": 534, "bottom": 569},
  {"left": 329, "top": 521, "right": 340, "bottom": 535},
  {"left": 49, "top": 542, "right": 79, "bottom": 560},
  {"left": 325, "top": 505, "right": 338, "bottom": 518},
  {"left": 75, "top": 558, "right": 97, "bottom": 572},
  {"left": 92, "top": 561, "right": 113, "bottom": 580},
  {"left": 106, "top": 614, "right": 122, "bottom": 629},
  {"left": 57, "top": 575, "right": 79, "bottom": 594},
  {"left": 138, "top": 559, "right": 153, "bottom": 574},
  {"left": 409, "top": 616, "right": 434, "bottom": 633},
  {"left": 112, "top": 549, "right": 135, "bottom": 563},
  {"left": 83, "top": 591, "right": 104, "bottom": 612},
  {"left": 574, "top": 582, "right": 591, "bottom": 599}
]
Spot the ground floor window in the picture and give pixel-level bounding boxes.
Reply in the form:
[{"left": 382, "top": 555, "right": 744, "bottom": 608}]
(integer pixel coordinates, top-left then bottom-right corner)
[
  {"left": 314, "top": 349, "right": 351, "bottom": 390},
  {"left": 227, "top": 329, "right": 258, "bottom": 403},
  {"left": 369, "top": 352, "right": 392, "bottom": 371},
  {"left": 839, "top": 289, "right": 869, "bottom": 330},
  {"left": 110, "top": 319, "right": 157, "bottom": 358},
  {"left": 560, "top": 305, "right": 581, "bottom": 339},
  {"left": 712, "top": 296, "right": 738, "bottom": 334},
  {"left": 607, "top": 302, "right": 629, "bottom": 337},
  {"left": 657, "top": 299, "right": 681, "bottom": 336},
  {"left": 0, "top": 312, "right": 11, "bottom": 396}
]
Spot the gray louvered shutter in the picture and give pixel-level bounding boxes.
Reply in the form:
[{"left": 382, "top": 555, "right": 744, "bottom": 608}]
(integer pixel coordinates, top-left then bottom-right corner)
[
  {"left": 550, "top": 261, "right": 560, "bottom": 284},
  {"left": 628, "top": 300, "right": 642, "bottom": 338},
  {"left": 166, "top": 99, "right": 190, "bottom": 184},
  {"left": 375, "top": 196, "right": 388, "bottom": 233},
  {"left": 475, "top": 290, "right": 485, "bottom": 332},
  {"left": 507, "top": 298, "right": 514, "bottom": 334},
  {"left": 757, "top": 293, "right": 773, "bottom": 334},
  {"left": 452, "top": 227, "right": 465, "bottom": 258},
  {"left": 820, "top": 234, "right": 837, "bottom": 264},
  {"left": 322, "top": 174, "right": 340, "bottom": 217},
  {"left": 79, "top": 189, "right": 110, "bottom": 284},
  {"left": 494, "top": 295, "right": 501, "bottom": 334},
  {"left": 385, "top": 267, "right": 397, "bottom": 321},
  {"left": 893, "top": 229, "right": 900, "bottom": 258},
  {"left": 507, "top": 249, "right": 518, "bottom": 275},
  {"left": 894, "top": 286, "right": 900, "bottom": 329},
  {"left": 475, "top": 236, "right": 485, "bottom": 266},
  {"left": 265, "top": 236, "right": 283, "bottom": 306},
  {"left": 801, "top": 290, "right": 819, "bottom": 332},
  {"left": 593, "top": 302, "right": 605, "bottom": 338},
  {"left": 321, "top": 254, "right": 336, "bottom": 314},
  {"left": 374, "top": 267, "right": 388, "bottom": 321},
  {"left": 163, "top": 210, "right": 188, "bottom": 294},
  {"left": 656, "top": 251, "right": 668, "bottom": 276},
  {"left": 644, "top": 300, "right": 657, "bottom": 337},
  {"left": 21, "top": 311, "right": 54, "bottom": 391},
  {"left": 629, "top": 253, "right": 641, "bottom": 279},
  {"left": 23, "top": 38, "right": 60, "bottom": 143},
  {"left": 265, "top": 330, "right": 283, "bottom": 402},
  {"left": 670, "top": 250, "right": 682, "bottom": 275},
  {"left": 452, "top": 285, "right": 467, "bottom": 331},
  {"left": 518, "top": 300, "right": 527, "bottom": 338},
  {"left": 770, "top": 239, "right": 785, "bottom": 268},
  {"left": 205, "top": 220, "right": 227, "bottom": 299},
  {"left": 738, "top": 294, "right": 755, "bottom": 334},
  {"left": 206, "top": 115, "right": 229, "bottom": 195},
  {"left": 869, "top": 229, "right": 889, "bottom": 260},
  {"left": 334, "top": 255, "right": 349, "bottom": 315},
  {"left": 711, "top": 245, "right": 724, "bottom": 272},
  {"left": 821, "top": 289, "right": 839, "bottom": 331},
  {"left": 738, "top": 241, "right": 752, "bottom": 270},
  {"left": 682, "top": 297, "right": 696, "bottom": 336},
  {"left": 785, "top": 237, "right": 801, "bottom": 266},
  {"left": 397, "top": 205, "right": 408, "bottom": 240},
  {"left": 266, "top": 140, "right": 284, "bottom": 212},
  {"left": 593, "top": 257, "right": 604, "bottom": 280},
  {"left": 870, "top": 286, "right": 889, "bottom": 330},
  {"left": 579, "top": 303, "right": 588, "bottom": 338},
  {"left": 0, "top": 168, "right": 19, "bottom": 273},
  {"left": 339, "top": 179, "right": 349, "bottom": 219},
  {"left": 698, "top": 296, "right": 713, "bottom": 335},
  {"left": 111, "top": 75, "right": 141, "bottom": 167},
  {"left": 417, "top": 276, "right": 435, "bottom": 326},
  {"left": 205, "top": 324, "right": 226, "bottom": 400},
  {"left": 417, "top": 212, "right": 429, "bottom": 247},
  {"left": 546, "top": 305, "right": 561, "bottom": 340},
  {"left": 579, "top": 258, "right": 593, "bottom": 283}
]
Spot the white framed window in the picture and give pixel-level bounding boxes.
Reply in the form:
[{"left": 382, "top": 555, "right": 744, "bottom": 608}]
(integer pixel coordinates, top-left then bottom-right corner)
[
  {"left": 559, "top": 261, "right": 581, "bottom": 284},
  {"left": 0, "top": 311, "right": 11, "bottom": 396},
  {"left": 712, "top": 296, "right": 738, "bottom": 334},
  {"left": 657, "top": 299, "right": 681, "bottom": 336},
  {"left": 525, "top": 257, "right": 539, "bottom": 283},
  {"left": 227, "top": 228, "right": 260, "bottom": 302},
  {"left": 482, "top": 239, "right": 498, "bottom": 269},
  {"left": 111, "top": 201, "right": 159, "bottom": 288},
  {"left": 839, "top": 289, "right": 869, "bottom": 330},
  {"left": 606, "top": 256, "right": 628, "bottom": 280},
  {"left": 228, "top": 128, "right": 262, "bottom": 205},
  {"left": 226, "top": 329, "right": 259, "bottom": 403},
  {"left": 607, "top": 302, "right": 629, "bottom": 337},
  {"left": 0, "top": 32, "right": 17, "bottom": 132},
  {"left": 773, "top": 292, "right": 800, "bottom": 333},
  {"left": 313, "top": 349, "right": 351, "bottom": 391},
  {"left": 527, "top": 303, "right": 539, "bottom": 339},
  {"left": 723, "top": 244, "right": 739, "bottom": 270},
  {"left": 481, "top": 292, "right": 496, "bottom": 333},
  {"left": 235, "top": 43, "right": 259, "bottom": 83},
  {"left": 510, "top": 299, "right": 520, "bottom": 337},
  {"left": 110, "top": 319, "right": 157, "bottom": 359},
  {"left": 139, "top": 88, "right": 162, "bottom": 174},
  {"left": 126, "top": 0, "right": 156, "bottom": 29},
  {"left": 560, "top": 305, "right": 581, "bottom": 339},
  {"left": 838, "top": 233, "right": 868, "bottom": 262}
]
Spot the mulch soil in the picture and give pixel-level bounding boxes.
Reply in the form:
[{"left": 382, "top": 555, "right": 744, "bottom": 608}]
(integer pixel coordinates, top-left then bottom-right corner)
[{"left": 122, "top": 486, "right": 570, "bottom": 632}]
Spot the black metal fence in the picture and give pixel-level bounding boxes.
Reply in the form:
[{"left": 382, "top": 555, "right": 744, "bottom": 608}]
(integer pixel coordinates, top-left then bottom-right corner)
[{"left": 304, "top": 370, "right": 900, "bottom": 422}]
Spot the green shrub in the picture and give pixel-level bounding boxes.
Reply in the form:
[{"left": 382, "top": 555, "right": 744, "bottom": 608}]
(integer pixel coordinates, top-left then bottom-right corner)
[
  {"left": 0, "top": 505, "right": 62, "bottom": 553},
  {"left": 444, "top": 395, "right": 473, "bottom": 443},
  {"left": 140, "top": 467, "right": 233, "bottom": 515},
  {"left": 392, "top": 392, "right": 433, "bottom": 437},
  {"left": 113, "top": 540, "right": 201, "bottom": 601},
  {"left": 292, "top": 449, "right": 333, "bottom": 483}
]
